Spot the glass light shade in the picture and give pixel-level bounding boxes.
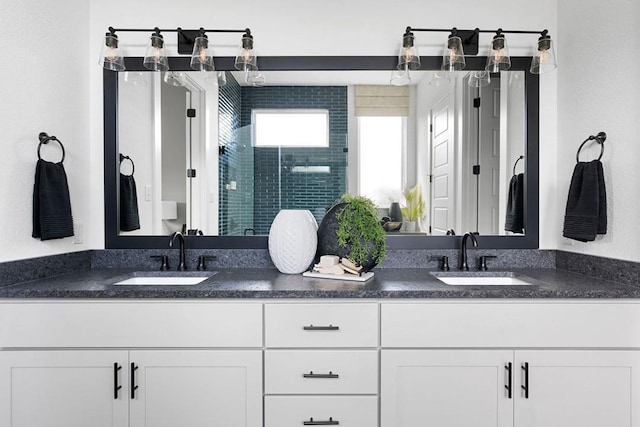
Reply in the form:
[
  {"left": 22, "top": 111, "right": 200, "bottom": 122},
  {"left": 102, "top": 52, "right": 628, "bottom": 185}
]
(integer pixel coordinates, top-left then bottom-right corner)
[
  {"left": 530, "top": 37, "right": 557, "bottom": 74},
  {"left": 99, "top": 34, "right": 125, "bottom": 71},
  {"left": 390, "top": 68, "right": 411, "bottom": 86},
  {"left": 468, "top": 70, "right": 491, "bottom": 88},
  {"left": 143, "top": 34, "right": 169, "bottom": 71},
  {"left": 245, "top": 69, "right": 265, "bottom": 87},
  {"left": 235, "top": 34, "right": 258, "bottom": 71},
  {"left": 429, "top": 70, "right": 451, "bottom": 87},
  {"left": 204, "top": 71, "right": 227, "bottom": 87},
  {"left": 190, "top": 36, "right": 215, "bottom": 71},
  {"left": 163, "top": 71, "right": 186, "bottom": 87},
  {"left": 485, "top": 35, "right": 511, "bottom": 72},
  {"left": 509, "top": 71, "right": 524, "bottom": 89},
  {"left": 123, "top": 71, "right": 147, "bottom": 86},
  {"left": 397, "top": 45, "right": 420, "bottom": 71},
  {"left": 442, "top": 35, "right": 466, "bottom": 71}
]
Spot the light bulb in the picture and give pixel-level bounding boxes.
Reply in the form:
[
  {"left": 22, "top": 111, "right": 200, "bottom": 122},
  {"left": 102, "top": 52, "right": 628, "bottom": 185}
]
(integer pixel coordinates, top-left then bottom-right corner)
[{"left": 405, "top": 47, "right": 415, "bottom": 61}]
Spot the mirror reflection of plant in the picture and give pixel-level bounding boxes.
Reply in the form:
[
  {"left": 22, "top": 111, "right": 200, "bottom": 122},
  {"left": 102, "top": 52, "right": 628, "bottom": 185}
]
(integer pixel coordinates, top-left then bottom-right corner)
[
  {"left": 401, "top": 184, "right": 426, "bottom": 221},
  {"left": 335, "top": 194, "right": 387, "bottom": 266}
]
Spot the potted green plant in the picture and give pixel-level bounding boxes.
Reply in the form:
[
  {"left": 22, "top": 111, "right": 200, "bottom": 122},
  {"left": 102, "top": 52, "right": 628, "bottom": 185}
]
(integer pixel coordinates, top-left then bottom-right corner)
[
  {"left": 401, "top": 184, "right": 426, "bottom": 232},
  {"left": 316, "top": 194, "right": 387, "bottom": 271}
]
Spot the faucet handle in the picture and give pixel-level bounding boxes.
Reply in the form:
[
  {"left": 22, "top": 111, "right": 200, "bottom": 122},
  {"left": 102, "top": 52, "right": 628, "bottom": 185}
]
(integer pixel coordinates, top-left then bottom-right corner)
[
  {"left": 478, "top": 255, "right": 497, "bottom": 271},
  {"left": 430, "top": 255, "right": 450, "bottom": 271},
  {"left": 197, "top": 255, "right": 217, "bottom": 271},
  {"left": 150, "top": 255, "right": 169, "bottom": 271}
]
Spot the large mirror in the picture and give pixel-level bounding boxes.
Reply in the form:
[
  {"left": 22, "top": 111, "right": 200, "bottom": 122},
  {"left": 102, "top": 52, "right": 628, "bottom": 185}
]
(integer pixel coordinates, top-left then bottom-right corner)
[{"left": 104, "top": 57, "right": 539, "bottom": 249}]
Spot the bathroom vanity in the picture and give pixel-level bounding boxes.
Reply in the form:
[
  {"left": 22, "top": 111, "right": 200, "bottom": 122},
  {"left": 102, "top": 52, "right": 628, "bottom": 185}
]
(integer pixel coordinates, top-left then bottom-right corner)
[{"left": 1, "top": 268, "right": 639, "bottom": 427}]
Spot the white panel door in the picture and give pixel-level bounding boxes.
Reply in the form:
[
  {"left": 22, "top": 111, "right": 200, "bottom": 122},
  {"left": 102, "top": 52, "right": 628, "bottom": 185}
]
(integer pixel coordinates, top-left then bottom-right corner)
[
  {"left": 381, "top": 349, "right": 514, "bottom": 427},
  {"left": 477, "top": 80, "right": 501, "bottom": 234},
  {"left": 129, "top": 350, "right": 262, "bottom": 427},
  {"left": 429, "top": 91, "right": 455, "bottom": 235},
  {"left": 0, "top": 350, "right": 128, "bottom": 427},
  {"left": 515, "top": 350, "right": 640, "bottom": 427}
]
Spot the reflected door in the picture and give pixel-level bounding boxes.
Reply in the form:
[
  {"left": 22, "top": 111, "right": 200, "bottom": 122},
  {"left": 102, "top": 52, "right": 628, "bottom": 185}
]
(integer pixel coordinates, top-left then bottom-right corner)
[
  {"left": 430, "top": 91, "right": 455, "bottom": 235},
  {"left": 477, "top": 78, "right": 501, "bottom": 234}
]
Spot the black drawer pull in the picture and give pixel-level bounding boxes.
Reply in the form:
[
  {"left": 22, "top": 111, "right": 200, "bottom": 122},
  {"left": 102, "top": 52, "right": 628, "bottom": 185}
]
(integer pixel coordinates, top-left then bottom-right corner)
[
  {"left": 303, "top": 371, "right": 339, "bottom": 379},
  {"left": 113, "top": 363, "right": 122, "bottom": 399},
  {"left": 505, "top": 362, "right": 512, "bottom": 399},
  {"left": 303, "top": 417, "right": 339, "bottom": 425},
  {"left": 521, "top": 362, "right": 529, "bottom": 399},
  {"left": 131, "top": 363, "right": 139, "bottom": 399},
  {"left": 303, "top": 324, "right": 339, "bottom": 331}
]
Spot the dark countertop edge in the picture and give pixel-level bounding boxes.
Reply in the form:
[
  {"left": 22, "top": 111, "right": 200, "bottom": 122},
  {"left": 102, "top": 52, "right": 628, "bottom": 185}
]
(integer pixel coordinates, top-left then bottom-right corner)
[{"left": 0, "top": 267, "right": 638, "bottom": 299}]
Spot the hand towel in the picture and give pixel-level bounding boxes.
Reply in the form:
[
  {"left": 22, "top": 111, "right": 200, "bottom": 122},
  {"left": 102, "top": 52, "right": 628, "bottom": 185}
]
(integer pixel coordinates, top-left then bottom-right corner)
[
  {"left": 504, "top": 173, "right": 524, "bottom": 234},
  {"left": 562, "top": 160, "right": 607, "bottom": 242},
  {"left": 32, "top": 159, "right": 74, "bottom": 240},
  {"left": 119, "top": 173, "right": 140, "bottom": 231}
]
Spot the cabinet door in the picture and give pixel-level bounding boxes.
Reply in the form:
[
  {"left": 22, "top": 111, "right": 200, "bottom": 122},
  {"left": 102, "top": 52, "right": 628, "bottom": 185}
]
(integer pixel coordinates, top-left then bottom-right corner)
[
  {"left": 0, "top": 350, "right": 128, "bottom": 427},
  {"left": 381, "top": 350, "right": 514, "bottom": 427},
  {"left": 515, "top": 350, "right": 640, "bottom": 427},
  {"left": 129, "top": 350, "right": 262, "bottom": 427}
]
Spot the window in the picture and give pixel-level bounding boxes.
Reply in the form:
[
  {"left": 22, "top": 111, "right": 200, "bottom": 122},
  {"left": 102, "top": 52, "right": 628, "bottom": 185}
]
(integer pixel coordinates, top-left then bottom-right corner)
[
  {"left": 358, "top": 116, "right": 405, "bottom": 206},
  {"left": 253, "top": 109, "right": 329, "bottom": 147}
]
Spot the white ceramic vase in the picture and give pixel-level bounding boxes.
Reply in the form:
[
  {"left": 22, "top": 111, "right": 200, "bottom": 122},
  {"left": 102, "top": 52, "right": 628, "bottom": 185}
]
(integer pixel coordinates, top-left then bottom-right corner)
[{"left": 268, "top": 210, "right": 318, "bottom": 274}]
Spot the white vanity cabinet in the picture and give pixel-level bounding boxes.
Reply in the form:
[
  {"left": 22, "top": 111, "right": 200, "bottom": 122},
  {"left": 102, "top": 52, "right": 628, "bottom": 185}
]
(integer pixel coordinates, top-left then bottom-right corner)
[
  {"left": 264, "top": 303, "right": 379, "bottom": 427},
  {"left": 0, "top": 302, "right": 263, "bottom": 427},
  {"left": 380, "top": 302, "right": 640, "bottom": 427},
  {"left": 0, "top": 350, "right": 129, "bottom": 427}
]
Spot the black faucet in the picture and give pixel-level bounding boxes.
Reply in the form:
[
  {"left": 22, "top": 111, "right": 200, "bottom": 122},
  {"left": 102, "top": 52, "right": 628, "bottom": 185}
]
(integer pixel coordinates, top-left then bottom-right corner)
[
  {"left": 169, "top": 231, "right": 187, "bottom": 270},
  {"left": 460, "top": 232, "right": 478, "bottom": 271}
]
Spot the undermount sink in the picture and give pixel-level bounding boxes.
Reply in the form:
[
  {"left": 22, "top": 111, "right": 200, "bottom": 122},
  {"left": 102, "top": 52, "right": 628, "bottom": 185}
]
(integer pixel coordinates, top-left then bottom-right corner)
[
  {"left": 113, "top": 271, "right": 217, "bottom": 286},
  {"left": 431, "top": 271, "right": 535, "bottom": 286}
]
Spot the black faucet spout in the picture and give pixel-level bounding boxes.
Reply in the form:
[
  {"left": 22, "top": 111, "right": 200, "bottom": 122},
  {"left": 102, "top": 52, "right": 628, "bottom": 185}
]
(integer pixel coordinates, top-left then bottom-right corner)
[
  {"left": 460, "top": 232, "right": 478, "bottom": 271},
  {"left": 169, "top": 231, "right": 187, "bottom": 270}
]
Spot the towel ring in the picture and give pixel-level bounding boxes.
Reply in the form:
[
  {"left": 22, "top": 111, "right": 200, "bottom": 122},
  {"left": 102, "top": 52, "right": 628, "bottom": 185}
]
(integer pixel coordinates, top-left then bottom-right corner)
[
  {"left": 119, "top": 154, "right": 135, "bottom": 176},
  {"left": 37, "top": 132, "right": 65, "bottom": 163},
  {"left": 576, "top": 131, "right": 606, "bottom": 163},
  {"left": 512, "top": 155, "right": 524, "bottom": 176}
]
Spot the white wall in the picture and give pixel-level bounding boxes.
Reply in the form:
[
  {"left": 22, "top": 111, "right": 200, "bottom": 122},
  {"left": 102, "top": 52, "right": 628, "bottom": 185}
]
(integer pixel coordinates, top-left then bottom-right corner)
[
  {"left": 557, "top": 0, "right": 640, "bottom": 262},
  {"left": 0, "top": 0, "right": 90, "bottom": 262},
  {"left": 88, "top": 0, "right": 559, "bottom": 249}
]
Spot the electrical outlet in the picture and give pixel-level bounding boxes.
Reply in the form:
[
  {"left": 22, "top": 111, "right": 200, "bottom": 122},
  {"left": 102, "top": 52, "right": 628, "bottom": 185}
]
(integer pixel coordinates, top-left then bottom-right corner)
[{"left": 73, "top": 223, "right": 83, "bottom": 244}]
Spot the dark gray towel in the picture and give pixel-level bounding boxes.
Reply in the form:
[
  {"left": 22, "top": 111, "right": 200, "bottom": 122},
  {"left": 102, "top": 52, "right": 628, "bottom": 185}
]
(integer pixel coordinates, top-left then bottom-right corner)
[
  {"left": 32, "top": 159, "right": 74, "bottom": 240},
  {"left": 119, "top": 173, "right": 140, "bottom": 231},
  {"left": 505, "top": 173, "right": 524, "bottom": 234},
  {"left": 563, "top": 160, "right": 607, "bottom": 242}
]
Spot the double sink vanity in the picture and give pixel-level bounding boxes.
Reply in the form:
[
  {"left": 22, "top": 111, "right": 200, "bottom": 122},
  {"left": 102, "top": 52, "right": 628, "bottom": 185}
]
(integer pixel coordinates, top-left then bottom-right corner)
[{"left": 1, "top": 256, "right": 640, "bottom": 427}]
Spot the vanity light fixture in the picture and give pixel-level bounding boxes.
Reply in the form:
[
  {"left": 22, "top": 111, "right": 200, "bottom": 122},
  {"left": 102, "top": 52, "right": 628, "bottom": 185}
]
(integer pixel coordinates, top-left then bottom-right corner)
[
  {"left": 486, "top": 29, "right": 511, "bottom": 72},
  {"left": 99, "top": 30, "right": 125, "bottom": 71},
  {"left": 235, "top": 29, "right": 258, "bottom": 71},
  {"left": 468, "top": 70, "right": 491, "bottom": 88},
  {"left": 190, "top": 29, "right": 215, "bottom": 71},
  {"left": 530, "top": 30, "right": 557, "bottom": 74},
  {"left": 397, "top": 28, "right": 421, "bottom": 71},
  {"left": 100, "top": 26, "right": 262, "bottom": 80},
  {"left": 393, "top": 26, "right": 556, "bottom": 84},
  {"left": 142, "top": 29, "right": 169, "bottom": 71},
  {"left": 442, "top": 29, "right": 467, "bottom": 71}
]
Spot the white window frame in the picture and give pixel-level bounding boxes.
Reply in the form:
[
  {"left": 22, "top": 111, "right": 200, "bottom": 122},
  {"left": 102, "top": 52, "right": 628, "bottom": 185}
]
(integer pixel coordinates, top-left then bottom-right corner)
[{"left": 252, "top": 109, "right": 330, "bottom": 147}]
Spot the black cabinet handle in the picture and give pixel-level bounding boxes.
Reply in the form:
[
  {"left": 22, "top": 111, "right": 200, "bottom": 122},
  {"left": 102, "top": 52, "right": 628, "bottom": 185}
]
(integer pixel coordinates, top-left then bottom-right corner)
[
  {"left": 303, "top": 417, "right": 339, "bottom": 425},
  {"left": 521, "top": 362, "right": 529, "bottom": 399},
  {"left": 113, "top": 363, "right": 122, "bottom": 399},
  {"left": 131, "top": 363, "right": 139, "bottom": 399},
  {"left": 303, "top": 324, "right": 339, "bottom": 331},
  {"left": 303, "top": 371, "right": 339, "bottom": 379},
  {"left": 505, "top": 362, "right": 512, "bottom": 399}
]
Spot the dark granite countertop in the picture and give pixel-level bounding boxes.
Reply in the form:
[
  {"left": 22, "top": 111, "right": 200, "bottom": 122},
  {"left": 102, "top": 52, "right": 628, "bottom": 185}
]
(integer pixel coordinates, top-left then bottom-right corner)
[{"left": 0, "top": 267, "right": 638, "bottom": 299}]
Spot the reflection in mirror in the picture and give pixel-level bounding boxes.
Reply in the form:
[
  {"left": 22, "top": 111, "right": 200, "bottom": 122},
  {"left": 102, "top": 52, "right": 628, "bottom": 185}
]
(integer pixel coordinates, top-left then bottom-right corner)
[{"left": 118, "top": 68, "right": 526, "bottom": 238}]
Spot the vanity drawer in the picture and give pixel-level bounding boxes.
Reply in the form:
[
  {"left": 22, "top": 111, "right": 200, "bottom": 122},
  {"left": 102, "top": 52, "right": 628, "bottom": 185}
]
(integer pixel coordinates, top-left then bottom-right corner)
[
  {"left": 265, "top": 303, "right": 378, "bottom": 348},
  {"left": 265, "top": 350, "right": 378, "bottom": 394},
  {"left": 0, "top": 301, "right": 263, "bottom": 348},
  {"left": 265, "top": 396, "right": 377, "bottom": 427}
]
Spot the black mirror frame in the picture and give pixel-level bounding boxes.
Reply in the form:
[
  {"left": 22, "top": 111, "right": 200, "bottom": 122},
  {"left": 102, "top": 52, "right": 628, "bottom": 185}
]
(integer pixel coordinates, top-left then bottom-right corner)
[{"left": 104, "top": 56, "right": 539, "bottom": 249}]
